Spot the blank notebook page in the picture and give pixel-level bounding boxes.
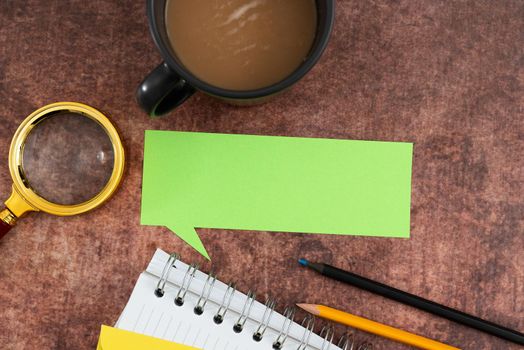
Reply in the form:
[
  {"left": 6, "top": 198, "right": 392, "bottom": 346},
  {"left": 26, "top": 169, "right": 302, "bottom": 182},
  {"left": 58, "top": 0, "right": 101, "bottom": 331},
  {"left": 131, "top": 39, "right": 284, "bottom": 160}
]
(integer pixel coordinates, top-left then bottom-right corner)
[{"left": 116, "top": 249, "right": 342, "bottom": 350}]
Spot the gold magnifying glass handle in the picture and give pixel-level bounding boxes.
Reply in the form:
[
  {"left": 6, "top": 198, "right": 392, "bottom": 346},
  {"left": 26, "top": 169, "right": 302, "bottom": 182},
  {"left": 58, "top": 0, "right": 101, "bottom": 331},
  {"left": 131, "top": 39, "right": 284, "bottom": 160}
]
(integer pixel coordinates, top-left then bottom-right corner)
[
  {"left": 0, "top": 186, "right": 38, "bottom": 240},
  {"left": 0, "top": 208, "right": 17, "bottom": 238}
]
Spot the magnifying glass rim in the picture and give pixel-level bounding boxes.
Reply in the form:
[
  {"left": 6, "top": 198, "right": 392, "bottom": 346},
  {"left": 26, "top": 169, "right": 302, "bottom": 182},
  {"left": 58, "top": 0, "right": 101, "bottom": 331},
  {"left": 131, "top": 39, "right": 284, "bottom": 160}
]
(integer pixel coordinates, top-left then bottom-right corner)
[{"left": 8, "top": 102, "right": 125, "bottom": 216}]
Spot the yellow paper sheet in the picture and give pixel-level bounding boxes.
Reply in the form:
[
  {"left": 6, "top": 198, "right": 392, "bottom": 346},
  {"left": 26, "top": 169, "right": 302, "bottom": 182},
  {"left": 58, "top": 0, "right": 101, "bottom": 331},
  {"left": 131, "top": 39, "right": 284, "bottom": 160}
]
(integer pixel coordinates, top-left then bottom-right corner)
[{"left": 97, "top": 325, "right": 200, "bottom": 350}]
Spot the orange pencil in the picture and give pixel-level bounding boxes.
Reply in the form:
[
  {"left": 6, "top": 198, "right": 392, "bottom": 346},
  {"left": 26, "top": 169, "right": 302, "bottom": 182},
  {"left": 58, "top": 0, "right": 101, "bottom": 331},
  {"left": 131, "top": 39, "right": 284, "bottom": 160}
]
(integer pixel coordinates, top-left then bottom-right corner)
[{"left": 298, "top": 304, "right": 460, "bottom": 350}]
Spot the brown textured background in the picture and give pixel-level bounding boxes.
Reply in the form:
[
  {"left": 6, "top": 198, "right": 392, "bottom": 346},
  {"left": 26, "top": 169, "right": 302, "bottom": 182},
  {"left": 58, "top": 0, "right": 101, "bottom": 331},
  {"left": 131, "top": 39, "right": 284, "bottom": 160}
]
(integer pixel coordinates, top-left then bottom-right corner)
[{"left": 0, "top": 1, "right": 523, "bottom": 349}]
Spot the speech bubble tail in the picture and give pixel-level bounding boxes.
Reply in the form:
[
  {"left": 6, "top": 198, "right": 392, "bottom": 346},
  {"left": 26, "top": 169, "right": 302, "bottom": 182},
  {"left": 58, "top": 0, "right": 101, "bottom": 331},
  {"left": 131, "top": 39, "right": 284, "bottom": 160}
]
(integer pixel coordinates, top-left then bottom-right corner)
[{"left": 166, "top": 224, "right": 210, "bottom": 260}]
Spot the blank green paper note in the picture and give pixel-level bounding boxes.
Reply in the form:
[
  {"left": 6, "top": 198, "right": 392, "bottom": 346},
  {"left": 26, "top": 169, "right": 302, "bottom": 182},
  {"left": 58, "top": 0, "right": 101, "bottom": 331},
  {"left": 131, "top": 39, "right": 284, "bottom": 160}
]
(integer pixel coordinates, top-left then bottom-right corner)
[{"left": 141, "top": 131, "right": 413, "bottom": 259}]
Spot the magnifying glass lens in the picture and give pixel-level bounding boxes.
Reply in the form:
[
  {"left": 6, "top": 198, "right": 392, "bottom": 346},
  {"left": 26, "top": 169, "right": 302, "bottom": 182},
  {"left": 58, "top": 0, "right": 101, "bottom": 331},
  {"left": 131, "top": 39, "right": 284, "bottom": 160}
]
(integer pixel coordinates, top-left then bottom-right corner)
[{"left": 22, "top": 112, "right": 115, "bottom": 205}]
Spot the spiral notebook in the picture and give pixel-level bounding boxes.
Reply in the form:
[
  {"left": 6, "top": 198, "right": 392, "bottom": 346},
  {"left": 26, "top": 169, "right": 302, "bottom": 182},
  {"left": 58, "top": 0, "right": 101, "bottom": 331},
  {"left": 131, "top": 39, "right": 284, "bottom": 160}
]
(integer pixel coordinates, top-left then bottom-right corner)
[{"left": 115, "top": 249, "right": 371, "bottom": 350}]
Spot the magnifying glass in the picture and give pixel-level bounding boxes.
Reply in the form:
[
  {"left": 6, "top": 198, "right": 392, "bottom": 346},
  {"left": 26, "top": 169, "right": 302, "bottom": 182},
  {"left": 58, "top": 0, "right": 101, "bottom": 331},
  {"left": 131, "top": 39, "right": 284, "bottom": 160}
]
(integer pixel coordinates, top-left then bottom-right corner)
[{"left": 0, "top": 102, "right": 125, "bottom": 239}]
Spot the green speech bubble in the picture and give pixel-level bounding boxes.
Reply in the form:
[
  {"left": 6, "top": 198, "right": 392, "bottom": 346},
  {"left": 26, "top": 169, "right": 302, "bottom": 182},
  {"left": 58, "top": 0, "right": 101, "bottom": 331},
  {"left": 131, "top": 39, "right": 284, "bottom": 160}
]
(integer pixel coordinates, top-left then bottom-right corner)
[{"left": 141, "top": 131, "right": 413, "bottom": 259}]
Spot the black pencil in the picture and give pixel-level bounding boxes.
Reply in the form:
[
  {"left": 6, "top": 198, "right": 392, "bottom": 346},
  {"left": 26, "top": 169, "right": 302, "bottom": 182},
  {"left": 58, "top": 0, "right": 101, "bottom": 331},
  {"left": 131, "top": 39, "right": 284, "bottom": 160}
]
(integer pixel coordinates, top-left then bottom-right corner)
[{"left": 298, "top": 259, "right": 524, "bottom": 345}]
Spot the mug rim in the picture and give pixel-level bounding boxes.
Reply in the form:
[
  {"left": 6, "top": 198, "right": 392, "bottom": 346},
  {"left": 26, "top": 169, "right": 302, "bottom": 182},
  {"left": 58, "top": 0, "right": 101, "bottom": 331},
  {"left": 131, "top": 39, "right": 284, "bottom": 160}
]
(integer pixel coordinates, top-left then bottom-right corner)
[{"left": 147, "top": 0, "right": 335, "bottom": 99}]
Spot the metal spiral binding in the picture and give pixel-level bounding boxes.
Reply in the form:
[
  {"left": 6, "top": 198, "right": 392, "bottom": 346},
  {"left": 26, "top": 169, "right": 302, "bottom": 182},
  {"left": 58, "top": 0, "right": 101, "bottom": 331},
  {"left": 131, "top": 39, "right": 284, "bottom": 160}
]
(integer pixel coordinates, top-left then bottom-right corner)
[
  {"left": 213, "top": 282, "right": 236, "bottom": 324},
  {"left": 194, "top": 271, "right": 216, "bottom": 315},
  {"left": 337, "top": 333, "right": 355, "bottom": 350},
  {"left": 234, "top": 290, "right": 256, "bottom": 333},
  {"left": 156, "top": 253, "right": 373, "bottom": 349},
  {"left": 175, "top": 263, "right": 199, "bottom": 306},
  {"left": 154, "top": 253, "right": 179, "bottom": 297},
  {"left": 272, "top": 306, "right": 296, "bottom": 349},
  {"left": 320, "top": 325, "right": 335, "bottom": 350},
  {"left": 297, "top": 314, "right": 315, "bottom": 350},
  {"left": 253, "top": 297, "right": 276, "bottom": 341}
]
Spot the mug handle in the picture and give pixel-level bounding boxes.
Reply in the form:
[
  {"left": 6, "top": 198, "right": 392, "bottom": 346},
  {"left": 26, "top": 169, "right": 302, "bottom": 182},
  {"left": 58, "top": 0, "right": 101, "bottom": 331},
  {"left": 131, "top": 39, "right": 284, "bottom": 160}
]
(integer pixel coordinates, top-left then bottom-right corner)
[{"left": 136, "top": 62, "right": 196, "bottom": 117}]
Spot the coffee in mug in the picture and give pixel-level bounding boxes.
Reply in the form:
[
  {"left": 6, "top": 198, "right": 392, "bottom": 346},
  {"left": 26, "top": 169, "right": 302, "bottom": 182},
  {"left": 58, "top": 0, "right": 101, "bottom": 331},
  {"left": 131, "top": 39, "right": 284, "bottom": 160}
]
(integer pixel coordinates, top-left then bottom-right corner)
[
  {"left": 137, "top": 0, "right": 335, "bottom": 116},
  {"left": 165, "top": 0, "right": 317, "bottom": 91}
]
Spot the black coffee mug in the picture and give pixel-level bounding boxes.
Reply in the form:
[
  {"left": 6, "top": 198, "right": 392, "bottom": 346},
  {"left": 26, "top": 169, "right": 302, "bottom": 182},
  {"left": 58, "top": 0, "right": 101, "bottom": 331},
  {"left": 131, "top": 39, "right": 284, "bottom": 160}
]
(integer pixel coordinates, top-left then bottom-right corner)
[{"left": 137, "top": 0, "right": 335, "bottom": 116}]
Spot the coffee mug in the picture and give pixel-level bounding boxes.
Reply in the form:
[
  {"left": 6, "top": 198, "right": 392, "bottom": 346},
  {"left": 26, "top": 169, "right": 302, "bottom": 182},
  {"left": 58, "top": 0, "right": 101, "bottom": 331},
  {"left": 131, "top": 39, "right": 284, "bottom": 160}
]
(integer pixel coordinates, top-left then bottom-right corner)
[{"left": 137, "top": 0, "right": 335, "bottom": 116}]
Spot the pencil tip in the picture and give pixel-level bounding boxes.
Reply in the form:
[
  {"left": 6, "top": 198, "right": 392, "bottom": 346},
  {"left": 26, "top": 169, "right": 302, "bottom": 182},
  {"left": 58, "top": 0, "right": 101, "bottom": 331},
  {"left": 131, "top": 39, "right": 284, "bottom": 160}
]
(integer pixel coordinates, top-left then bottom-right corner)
[
  {"left": 298, "top": 258, "right": 309, "bottom": 267},
  {"left": 296, "top": 303, "right": 320, "bottom": 315}
]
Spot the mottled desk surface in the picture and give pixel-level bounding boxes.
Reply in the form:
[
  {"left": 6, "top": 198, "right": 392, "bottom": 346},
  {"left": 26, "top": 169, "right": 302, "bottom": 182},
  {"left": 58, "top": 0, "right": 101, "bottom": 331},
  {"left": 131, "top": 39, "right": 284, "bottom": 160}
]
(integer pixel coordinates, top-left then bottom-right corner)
[{"left": 0, "top": 1, "right": 522, "bottom": 349}]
